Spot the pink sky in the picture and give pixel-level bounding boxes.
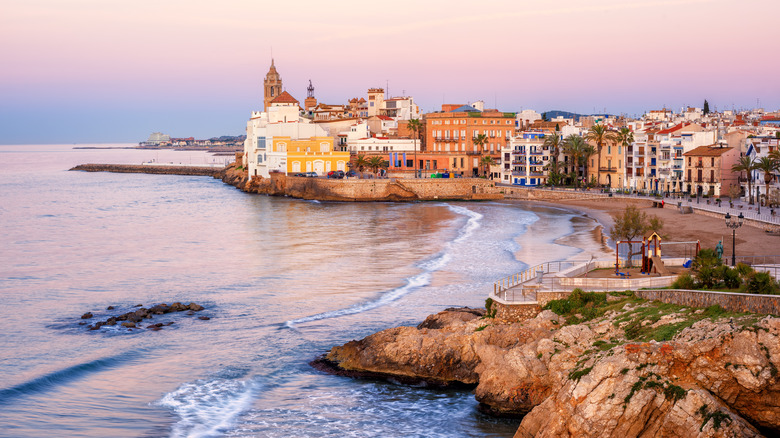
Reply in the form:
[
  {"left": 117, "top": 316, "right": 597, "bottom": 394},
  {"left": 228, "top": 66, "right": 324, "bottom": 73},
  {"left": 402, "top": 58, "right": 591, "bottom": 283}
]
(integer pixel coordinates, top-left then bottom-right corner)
[{"left": 1, "top": 0, "right": 778, "bottom": 143}]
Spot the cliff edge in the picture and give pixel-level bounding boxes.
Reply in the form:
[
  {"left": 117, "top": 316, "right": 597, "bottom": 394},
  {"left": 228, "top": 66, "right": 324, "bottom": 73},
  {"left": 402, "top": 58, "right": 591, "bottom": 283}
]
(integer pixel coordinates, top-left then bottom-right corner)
[{"left": 315, "top": 294, "right": 780, "bottom": 437}]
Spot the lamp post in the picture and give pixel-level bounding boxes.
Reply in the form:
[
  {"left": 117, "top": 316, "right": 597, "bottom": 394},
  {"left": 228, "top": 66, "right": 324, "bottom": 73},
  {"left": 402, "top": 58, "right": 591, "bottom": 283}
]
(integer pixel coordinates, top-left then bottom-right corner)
[
  {"left": 724, "top": 212, "right": 744, "bottom": 266},
  {"left": 757, "top": 186, "right": 761, "bottom": 214}
]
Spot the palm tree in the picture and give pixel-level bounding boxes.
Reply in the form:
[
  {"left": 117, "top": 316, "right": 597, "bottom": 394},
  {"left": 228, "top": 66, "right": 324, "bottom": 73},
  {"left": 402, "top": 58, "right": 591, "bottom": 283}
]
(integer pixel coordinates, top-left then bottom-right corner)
[
  {"left": 479, "top": 155, "right": 496, "bottom": 179},
  {"left": 731, "top": 156, "right": 756, "bottom": 204},
  {"left": 353, "top": 154, "right": 370, "bottom": 177},
  {"left": 473, "top": 133, "right": 489, "bottom": 177},
  {"left": 407, "top": 118, "right": 422, "bottom": 178},
  {"left": 545, "top": 160, "right": 564, "bottom": 186},
  {"left": 543, "top": 132, "right": 563, "bottom": 185},
  {"left": 615, "top": 127, "right": 634, "bottom": 152},
  {"left": 754, "top": 156, "right": 780, "bottom": 207},
  {"left": 585, "top": 124, "right": 618, "bottom": 186},
  {"left": 563, "top": 134, "right": 587, "bottom": 188}
]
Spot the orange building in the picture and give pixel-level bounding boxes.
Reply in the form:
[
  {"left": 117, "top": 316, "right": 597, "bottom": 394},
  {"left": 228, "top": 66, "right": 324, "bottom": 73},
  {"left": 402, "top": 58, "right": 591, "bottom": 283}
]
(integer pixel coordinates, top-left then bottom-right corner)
[{"left": 421, "top": 104, "right": 516, "bottom": 176}]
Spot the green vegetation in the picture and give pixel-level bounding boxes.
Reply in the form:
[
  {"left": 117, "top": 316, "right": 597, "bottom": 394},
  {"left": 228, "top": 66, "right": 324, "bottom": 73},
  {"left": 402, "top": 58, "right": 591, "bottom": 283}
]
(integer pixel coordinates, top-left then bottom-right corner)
[
  {"left": 609, "top": 205, "right": 664, "bottom": 267},
  {"left": 569, "top": 366, "right": 593, "bottom": 382},
  {"left": 681, "top": 248, "right": 780, "bottom": 294},
  {"left": 671, "top": 273, "right": 695, "bottom": 289},
  {"left": 698, "top": 404, "right": 732, "bottom": 431},
  {"left": 624, "top": 375, "right": 687, "bottom": 405},
  {"left": 483, "top": 297, "right": 497, "bottom": 319},
  {"left": 475, "top": 324, "right": 489, "bottom": 332}
]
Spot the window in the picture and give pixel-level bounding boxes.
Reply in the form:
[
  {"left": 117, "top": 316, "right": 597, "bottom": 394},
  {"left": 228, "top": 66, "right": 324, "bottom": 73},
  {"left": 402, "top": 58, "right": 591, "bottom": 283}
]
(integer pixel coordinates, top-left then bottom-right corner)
[
  {"left": 461, "top": 158, "right": 464, "bottom": 168},
  {"left": 257, "top": 154, "right": 263, "bottom": 163},
  {"left": 258, "top": 137, "right": 266, "bottom": 150},
  {"left": 453, "top": 158, "right": 457, "bottom": 168},
  {"left": 711, "top": 157, "right": 715, "bottom": 166}
]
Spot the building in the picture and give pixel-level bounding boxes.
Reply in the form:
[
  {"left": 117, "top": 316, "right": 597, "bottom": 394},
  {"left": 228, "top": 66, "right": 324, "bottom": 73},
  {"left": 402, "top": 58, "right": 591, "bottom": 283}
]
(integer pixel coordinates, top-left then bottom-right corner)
[
  {"left": 424, "top": 104, "right": 516, "bottom": 177},
  {"left": 263, "top": 59, "right": 282, "bottom": 112},
  {"left": 244, "top": 61, "right": 349, "bottom": 179},
  {"left": 682, "top": 145, "right": 739, "bottom": 197},
  {"left": 503, "top": 132, "right": 549, "bottom": 186}
]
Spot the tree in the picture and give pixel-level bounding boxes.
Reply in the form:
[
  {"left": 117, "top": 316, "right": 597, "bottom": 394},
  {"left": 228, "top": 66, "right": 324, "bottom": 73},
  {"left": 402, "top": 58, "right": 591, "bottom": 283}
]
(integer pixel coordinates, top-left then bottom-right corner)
[
  {"left": 543, "top": 132, "right": 563, "bottom": 172},
  {"left": 615, "top": 126, "right": 634, "bottom": 152},
  {"left": 609, "top": 205, "right": 664, "bottom": 267},
  {"left": 582, "top": 144, "right": 597, "bottom": 186},
  {"left": 479, "top": 155, "right": 496, "bottom": 178},
  {"left": 703, "top": 100, "right": 710, "bottom": 115},
  {"left": 585, "top": 124, "right": 618, "bottom": 186},
  {"left": 563, "top": 134, "right": 588, "bottom": 188},
  {"left": 545, "top": 160, "right": 564, "bottom": 186},
  {"left": 754, "top": 156, "right": 780, "bottom": 206},
  {"left": 473, "top": 133, "right": 489, "bottom": 177},
  {"left": 542, "top": 112, "right": 549, "bottom": 122},
  {"left": 731, "top": 156, "right": 756, "bottom": 204},
  {"left": 367, "top": 156, "right": 388, "bottom": 177},
  {"left": 353, "top": 154, "right": 369, "bottom": 176},
  {"left": 407, "top": 118, "right": 422, "bottom": 178}
]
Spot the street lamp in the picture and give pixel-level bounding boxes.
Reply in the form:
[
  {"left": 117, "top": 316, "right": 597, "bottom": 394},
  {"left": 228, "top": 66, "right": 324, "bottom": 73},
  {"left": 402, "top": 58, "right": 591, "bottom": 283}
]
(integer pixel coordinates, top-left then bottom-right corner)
[
  {"left": 757, "top": 186, "right": 761, "bottom": 214},
  {"left": 724, "top": 212, "right": 744, "bottom": 266}
]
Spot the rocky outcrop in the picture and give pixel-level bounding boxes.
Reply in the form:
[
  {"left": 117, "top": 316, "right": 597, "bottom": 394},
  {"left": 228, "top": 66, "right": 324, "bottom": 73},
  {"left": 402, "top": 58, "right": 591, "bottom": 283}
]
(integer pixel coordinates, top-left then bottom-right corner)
[
  {"left": 81, "top": 302, "right": 206, "bottom": 332},
  {"left": 317, "top": 301, "right": 780, "bottom": 437}
]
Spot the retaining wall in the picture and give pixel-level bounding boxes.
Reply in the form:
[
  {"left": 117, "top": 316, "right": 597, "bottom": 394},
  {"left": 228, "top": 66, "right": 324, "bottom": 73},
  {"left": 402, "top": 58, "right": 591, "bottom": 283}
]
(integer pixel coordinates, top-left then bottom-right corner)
[
  {"left": 493, "top": 301, "right": 541, "bottom": 323},
  {"left": 248, "top": 174, "right": 503, "bottom": 201},
  {"left": 636, "top": 289, "right": 780, "bottom": 315}
]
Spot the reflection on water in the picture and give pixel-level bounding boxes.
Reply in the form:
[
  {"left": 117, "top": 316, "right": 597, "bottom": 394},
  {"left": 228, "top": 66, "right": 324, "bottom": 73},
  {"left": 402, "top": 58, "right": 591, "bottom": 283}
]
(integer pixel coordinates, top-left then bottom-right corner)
[{"left": 0, "top": 145, "right": 606, "bottom": 437}]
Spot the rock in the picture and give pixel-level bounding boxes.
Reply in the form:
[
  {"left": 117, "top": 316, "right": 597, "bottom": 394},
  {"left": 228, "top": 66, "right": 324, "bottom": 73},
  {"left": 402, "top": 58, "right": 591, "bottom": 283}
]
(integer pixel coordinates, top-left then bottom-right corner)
[
  {"left": 320, "top": 302, "right": 780, "bottom": 437},
  {"left": 106, "top": 305, "right": 114, "bottom": 310},
  {"left": 186, "top": 311, "right": 195, "bottom": 316},
  {"left": 121, "top": 322, "right": 136, "bottom": 328},
  {"left": 134, "top": 304, "right": 143, "bottom": 307},
  {"left": 165, "top": 321, "right": 174, "bottom": 326},
  {"left": 150, "top": 326, "right": 162, "bottom": 331},
  {"left": 198, "top": 316, "right": 210, "bottom": 320},
  {"left": 81, "top": 312, "right": 93, "bottom": 319},
  {"left": 188, "top": 303, "right": 204, "bottom": 311},
  {"left": 78, "top": 322, "right": 86, "bottom": 325},
  {"left": 417, "top": 307, "right": 484, "bottom": 329}
]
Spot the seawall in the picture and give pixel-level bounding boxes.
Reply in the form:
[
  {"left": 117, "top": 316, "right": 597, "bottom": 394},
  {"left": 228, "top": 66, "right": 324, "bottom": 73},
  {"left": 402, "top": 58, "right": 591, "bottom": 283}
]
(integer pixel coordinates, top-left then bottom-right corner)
[{"left": 70, "top": 163, "right": 222, "bottom": 177}]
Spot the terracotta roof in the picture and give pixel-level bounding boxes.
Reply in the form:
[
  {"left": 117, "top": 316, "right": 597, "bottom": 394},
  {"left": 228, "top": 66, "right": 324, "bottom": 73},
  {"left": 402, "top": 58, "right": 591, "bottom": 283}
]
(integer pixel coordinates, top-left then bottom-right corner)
[
  {"left": 377, "top": 115, "right": 393, "bottom": 121},
  {"left": 682, "top": 145, "right": 733, "bottom": 157},
  {"left": 270, "top": 91, "right": 299, "bottom": 104},
  {"left": 656, "top": 122, "right": 688, "bottom": 135}
]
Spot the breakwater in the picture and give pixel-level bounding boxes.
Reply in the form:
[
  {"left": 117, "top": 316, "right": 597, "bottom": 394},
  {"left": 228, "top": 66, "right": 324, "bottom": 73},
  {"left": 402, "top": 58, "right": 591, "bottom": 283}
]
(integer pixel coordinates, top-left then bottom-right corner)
[{"left": 70, "top": 163, "right": 223, "bottom": 177}]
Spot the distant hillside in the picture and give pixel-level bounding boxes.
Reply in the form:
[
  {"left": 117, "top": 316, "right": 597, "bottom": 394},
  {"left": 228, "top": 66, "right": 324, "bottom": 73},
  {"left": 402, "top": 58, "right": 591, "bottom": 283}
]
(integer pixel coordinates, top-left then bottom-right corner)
[{"left": 542, "top": 110, "right": 616, "bottom": 121}]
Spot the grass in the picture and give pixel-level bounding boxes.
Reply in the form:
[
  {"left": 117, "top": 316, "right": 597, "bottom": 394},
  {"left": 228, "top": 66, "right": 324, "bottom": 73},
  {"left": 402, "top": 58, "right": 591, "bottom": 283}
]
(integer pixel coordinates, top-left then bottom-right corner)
[
  {"left": 698, "top": 404, "right": 732, "bottom": 431},
  {"left": 475, "top": 324, "right": 489, "bottom": 332},
  {"left": 569, "top": 366, "right": 593, "bottom": 382}
]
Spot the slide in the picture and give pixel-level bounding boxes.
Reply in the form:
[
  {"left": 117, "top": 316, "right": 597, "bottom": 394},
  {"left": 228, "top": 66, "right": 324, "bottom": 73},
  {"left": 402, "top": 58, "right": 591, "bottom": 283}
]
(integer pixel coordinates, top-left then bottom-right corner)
[{"left": 651, "top": 256, "right": 670, "bottom": 275}]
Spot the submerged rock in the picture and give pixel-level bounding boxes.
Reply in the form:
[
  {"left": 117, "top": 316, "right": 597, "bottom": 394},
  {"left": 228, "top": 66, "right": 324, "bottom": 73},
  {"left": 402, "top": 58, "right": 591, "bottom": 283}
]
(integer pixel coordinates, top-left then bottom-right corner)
[{"left": 78, "top": 302, "right": 206, "bottom": 333}]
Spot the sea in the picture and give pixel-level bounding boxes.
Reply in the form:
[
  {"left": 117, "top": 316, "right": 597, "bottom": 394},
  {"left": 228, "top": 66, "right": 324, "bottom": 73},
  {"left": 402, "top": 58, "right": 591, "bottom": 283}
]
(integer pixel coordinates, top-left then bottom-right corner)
[{"left": 0, "top": 144, "right": 607, "bottom": 438}]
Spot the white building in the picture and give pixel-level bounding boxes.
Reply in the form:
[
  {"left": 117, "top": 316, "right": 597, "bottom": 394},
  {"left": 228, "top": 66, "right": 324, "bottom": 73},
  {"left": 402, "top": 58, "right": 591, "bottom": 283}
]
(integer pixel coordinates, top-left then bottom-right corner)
[{"left": 244, "top": 92, "right": 329, "bottom": 179}]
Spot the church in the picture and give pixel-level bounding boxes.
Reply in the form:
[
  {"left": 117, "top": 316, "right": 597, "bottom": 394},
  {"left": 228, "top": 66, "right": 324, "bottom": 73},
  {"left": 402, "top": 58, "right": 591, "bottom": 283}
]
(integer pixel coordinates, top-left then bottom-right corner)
[{"left": 243, "top": 60, "right": 350, "bottom": 179}]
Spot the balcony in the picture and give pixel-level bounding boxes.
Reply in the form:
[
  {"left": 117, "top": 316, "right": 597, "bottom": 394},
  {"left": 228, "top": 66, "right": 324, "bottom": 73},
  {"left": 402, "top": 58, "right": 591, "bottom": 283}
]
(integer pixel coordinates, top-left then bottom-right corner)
[
  {"left": 599, "top": 167, "right": 619, "bottom": 173},
  {"left": 512, "top": 171, "right": 544, "bottom": 177}
]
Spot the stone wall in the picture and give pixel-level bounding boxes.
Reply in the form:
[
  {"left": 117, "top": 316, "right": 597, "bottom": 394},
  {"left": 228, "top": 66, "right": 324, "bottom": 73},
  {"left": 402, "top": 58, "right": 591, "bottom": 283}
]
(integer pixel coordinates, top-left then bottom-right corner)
[
  {"left": 246, "top": 173, "right": 503, "bottom": 202},
  {"left": 493, "top": 301, "right": 541, "bottom": 323},
  {"left": 636, "top": 289, "right": 780, "bottom": 315},
  {"left": 536, "top": 291, "right": 572, "bottom": 308}
]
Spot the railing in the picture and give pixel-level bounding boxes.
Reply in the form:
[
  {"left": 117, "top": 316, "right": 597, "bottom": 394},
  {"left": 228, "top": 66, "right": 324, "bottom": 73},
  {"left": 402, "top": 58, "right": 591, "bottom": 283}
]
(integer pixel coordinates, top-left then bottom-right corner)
[{"left": 492, "top": 260, "right": 590, "bottom": 298}]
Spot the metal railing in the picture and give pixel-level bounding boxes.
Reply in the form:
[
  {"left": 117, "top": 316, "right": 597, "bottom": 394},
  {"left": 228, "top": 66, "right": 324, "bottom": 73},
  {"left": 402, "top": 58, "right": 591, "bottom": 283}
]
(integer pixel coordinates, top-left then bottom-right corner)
[{"left": 493, "top": 260, "right": 590, "bottom": 299}]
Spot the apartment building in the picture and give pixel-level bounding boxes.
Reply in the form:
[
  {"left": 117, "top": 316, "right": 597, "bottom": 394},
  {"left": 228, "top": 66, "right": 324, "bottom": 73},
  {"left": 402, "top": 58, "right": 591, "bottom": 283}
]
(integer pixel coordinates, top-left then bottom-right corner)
[{"left": 682, "top": 145, "right": 739, "bottom": 197}]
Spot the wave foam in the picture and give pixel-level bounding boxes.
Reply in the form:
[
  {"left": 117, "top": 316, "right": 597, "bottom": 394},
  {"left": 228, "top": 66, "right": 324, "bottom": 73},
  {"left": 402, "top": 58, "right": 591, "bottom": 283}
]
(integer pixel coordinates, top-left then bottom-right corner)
[
  {"left": 284, "top": 204, "right": 482, "bottom": 328},
  {"left": 157, "top": 378, "right": 256, "bottom": 438}
]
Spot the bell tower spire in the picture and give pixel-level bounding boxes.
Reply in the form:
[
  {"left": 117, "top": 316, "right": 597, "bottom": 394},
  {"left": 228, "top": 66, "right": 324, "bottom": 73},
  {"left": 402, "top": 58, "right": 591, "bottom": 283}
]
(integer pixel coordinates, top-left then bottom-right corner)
[{"left": 263, "top": 59, "right": 282, "bottom": 112}]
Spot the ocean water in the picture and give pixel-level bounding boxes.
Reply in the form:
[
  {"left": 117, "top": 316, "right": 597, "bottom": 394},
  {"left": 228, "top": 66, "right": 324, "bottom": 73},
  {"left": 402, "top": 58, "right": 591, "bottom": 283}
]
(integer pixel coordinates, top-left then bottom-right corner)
[{"left": 0, "top": 144, "right": 604, "bottom": 437}]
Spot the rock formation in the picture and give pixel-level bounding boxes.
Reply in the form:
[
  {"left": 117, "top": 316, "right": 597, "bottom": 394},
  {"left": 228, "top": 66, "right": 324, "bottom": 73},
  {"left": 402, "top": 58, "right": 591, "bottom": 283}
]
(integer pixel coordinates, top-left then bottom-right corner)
[
  {"left": 81, "top": 302, "right": 206, "bottom": 332},
  {"left": 316, "top": 298, "right": 780, "bottom": 437}
]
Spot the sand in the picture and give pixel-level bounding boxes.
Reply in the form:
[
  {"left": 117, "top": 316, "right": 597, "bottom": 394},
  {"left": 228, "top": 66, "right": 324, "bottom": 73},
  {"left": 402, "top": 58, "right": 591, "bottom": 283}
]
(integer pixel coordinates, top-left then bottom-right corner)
[{"left": 551, "top": 197, "right": 780, "bottom": 262}]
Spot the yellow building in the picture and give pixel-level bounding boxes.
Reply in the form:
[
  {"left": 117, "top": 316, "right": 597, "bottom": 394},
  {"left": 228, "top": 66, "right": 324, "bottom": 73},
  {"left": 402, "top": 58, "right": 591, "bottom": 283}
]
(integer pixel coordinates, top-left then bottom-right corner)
[{"left": 271, "top": 136, "right": 350, "bottom": 175}]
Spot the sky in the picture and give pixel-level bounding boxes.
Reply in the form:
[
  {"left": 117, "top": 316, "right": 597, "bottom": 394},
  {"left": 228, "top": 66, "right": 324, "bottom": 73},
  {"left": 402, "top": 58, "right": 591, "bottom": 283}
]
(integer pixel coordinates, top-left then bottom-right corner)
[{"left": 1, "top": 0, "right": 778, "bottom": 144}]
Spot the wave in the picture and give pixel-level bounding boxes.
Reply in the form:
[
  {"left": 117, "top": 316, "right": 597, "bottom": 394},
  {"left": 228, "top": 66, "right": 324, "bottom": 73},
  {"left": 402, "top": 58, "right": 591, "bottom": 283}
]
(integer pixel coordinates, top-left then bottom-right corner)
[
  {"left": 0, "top": 355, "right": 125, "bottom": 403},
  {"left": 157, "top": 376, "right": 257, "bottom": 438},
  {"left": 284, "top": 204, "right": 481, "bottom": 328}
]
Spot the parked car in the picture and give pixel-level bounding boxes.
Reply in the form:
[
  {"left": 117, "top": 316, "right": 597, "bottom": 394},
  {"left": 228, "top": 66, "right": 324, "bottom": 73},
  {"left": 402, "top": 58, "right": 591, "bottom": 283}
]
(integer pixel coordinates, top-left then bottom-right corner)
[
  {"left": 345, "top": 170, "right": 358, "bottom": 178},
  {"left": 293, "top": 173, "right": 306, "bottom": 177},
  {"left": 327, "top": 170, "right": 345, "bottom": 179},
  {"left": 304, "top": 172, "right": 318, "bottom": 177}
]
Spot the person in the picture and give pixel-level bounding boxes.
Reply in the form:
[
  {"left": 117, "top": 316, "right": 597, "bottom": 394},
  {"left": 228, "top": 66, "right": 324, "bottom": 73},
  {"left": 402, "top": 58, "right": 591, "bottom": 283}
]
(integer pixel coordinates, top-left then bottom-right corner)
[
  {"left": 661, "top": 200, "right": 664, "bottom": 208},
  {"left": 715, "top": 240, "right": 724, "bottom": 260}
]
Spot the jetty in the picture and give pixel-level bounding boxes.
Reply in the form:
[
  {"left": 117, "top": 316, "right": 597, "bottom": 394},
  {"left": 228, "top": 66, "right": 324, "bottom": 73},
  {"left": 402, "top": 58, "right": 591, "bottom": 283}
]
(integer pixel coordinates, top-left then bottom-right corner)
[{"left": 69, "top": 163, "right": 223, "bottom": 177}]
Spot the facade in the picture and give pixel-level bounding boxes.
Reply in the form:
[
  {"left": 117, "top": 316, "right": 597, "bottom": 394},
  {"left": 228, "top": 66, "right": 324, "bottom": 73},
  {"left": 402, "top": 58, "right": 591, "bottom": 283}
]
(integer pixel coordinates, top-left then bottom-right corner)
[
  {"left": 275, "top": 136, "right": 349, "bottom": 175},
  {"left": 424, "top": 104, "right": 516, "bottom": 177},
  {"left": 504, "top": 132, "right": 549, "bottom": 186},
  {"left": 682, "top": 145, "right": 740, "bottom": 197}
]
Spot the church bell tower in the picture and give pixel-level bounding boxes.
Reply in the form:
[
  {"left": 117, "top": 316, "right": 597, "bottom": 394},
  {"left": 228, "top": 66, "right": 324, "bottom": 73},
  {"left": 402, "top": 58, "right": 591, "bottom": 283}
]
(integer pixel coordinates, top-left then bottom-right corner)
[{"left": 263, "top": 59, "right": 282, "bottom": 112}]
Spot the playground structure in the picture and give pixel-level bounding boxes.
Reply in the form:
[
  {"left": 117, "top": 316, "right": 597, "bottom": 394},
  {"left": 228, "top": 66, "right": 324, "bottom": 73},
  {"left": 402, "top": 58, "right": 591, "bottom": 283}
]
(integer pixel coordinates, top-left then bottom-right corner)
[{"left": 615, "top": 234, "right": 700, "bottom": 276}]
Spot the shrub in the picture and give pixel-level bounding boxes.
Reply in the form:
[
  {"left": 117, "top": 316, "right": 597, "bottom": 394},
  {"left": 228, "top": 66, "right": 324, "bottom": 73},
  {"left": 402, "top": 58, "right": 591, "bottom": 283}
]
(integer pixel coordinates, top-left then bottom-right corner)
[
  {"left": 693, "top": 248, "right": 722, "bottom": 271},
  {"left": 484, "top": 297, "right": 497, "bottom": 318},
  {"left": 696, "top": 266, "right": 717, "bottom": 289},
  {"left": 735, "top": 263, "right": 755, "bottom": 279},
  {"left": 672, "top": 273, "right": 696, "bottom": 289},
  {"left": 744, "top": 272, "right": 778, "bottom": 295},
  {"left": 721, "top": 266, "right": 741, "bottom": 289}
]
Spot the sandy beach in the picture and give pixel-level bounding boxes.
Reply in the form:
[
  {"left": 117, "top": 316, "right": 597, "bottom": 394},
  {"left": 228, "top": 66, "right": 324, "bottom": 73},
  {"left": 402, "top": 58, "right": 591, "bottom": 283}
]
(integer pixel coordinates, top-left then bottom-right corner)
[{"left": 553, "top": 197, "right": 780, "bottom": 261}]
